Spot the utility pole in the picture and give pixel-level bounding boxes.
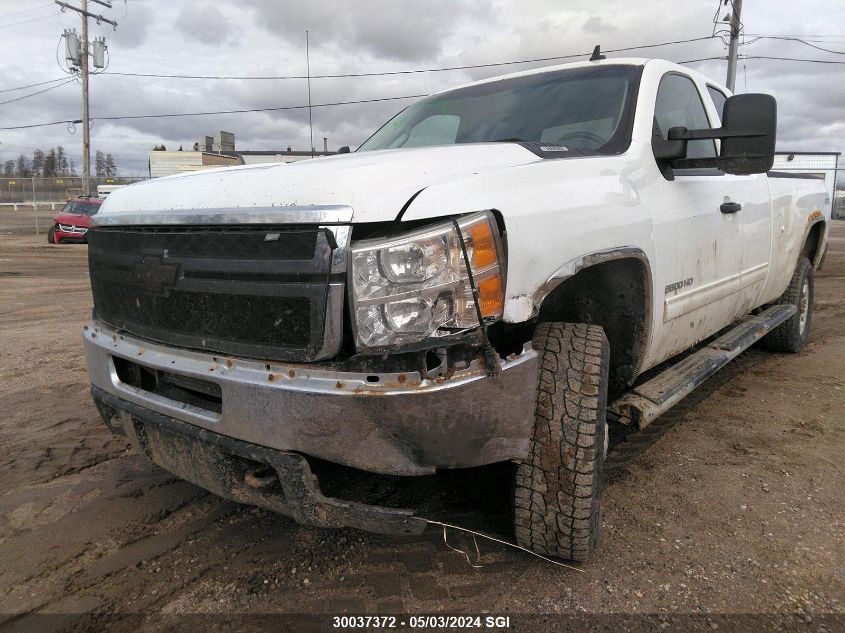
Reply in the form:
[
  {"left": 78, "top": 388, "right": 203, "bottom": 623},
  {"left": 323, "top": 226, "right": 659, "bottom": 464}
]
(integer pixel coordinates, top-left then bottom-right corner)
[
  {"left": 55, "top": 0, "right": 116, "bottom": 195},
  {"left": 306, "top": 31, "right": 314, "bottom": 158},
  {"left": 81, "top": 0, "right": 90, "bottom": 195},
  {"left": 725, "top": 0, "right": 743, "bottom": 92}
]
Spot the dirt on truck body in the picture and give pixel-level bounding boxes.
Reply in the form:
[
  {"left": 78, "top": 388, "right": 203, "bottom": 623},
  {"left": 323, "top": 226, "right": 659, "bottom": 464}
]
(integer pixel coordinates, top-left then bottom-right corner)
[{"left": 0, "top": 224, "right": 842, "bottom": 630}]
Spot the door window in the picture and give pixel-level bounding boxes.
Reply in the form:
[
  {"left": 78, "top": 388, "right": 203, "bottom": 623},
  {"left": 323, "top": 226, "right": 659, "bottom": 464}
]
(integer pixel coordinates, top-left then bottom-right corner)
[
  {"left": 706, "top": 86, "right": 728, "bottom": 124},
  {"left": 654, "top": 74, "right": 716, "bottom": 159}
]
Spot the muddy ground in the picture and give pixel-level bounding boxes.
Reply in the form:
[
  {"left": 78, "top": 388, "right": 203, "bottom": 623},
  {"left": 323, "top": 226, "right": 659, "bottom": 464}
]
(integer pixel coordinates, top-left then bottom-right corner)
[{"left": 0, "top": 216, "right": 843, "bottom": 632}]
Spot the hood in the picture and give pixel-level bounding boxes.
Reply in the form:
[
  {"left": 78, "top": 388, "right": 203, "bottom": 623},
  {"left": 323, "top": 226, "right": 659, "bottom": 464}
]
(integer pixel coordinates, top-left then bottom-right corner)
[
  {"left": 99, "top": 144, "right": 542, "bottom": 223},
  {"left": 54, "top": 212, "right": 93, "bottom": 226}
]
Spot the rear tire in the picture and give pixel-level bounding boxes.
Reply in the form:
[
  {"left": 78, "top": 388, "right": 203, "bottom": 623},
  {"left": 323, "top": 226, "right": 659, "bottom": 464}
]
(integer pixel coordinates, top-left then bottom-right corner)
[
  {"left": 762, "top": 257, "right": 813, "bottom": 353},
  {"left": 47, "top": 226, "right": 56, "bottom": 244},
  {"left": 513, "top": 322, "right": 610, "bottom": 562}
]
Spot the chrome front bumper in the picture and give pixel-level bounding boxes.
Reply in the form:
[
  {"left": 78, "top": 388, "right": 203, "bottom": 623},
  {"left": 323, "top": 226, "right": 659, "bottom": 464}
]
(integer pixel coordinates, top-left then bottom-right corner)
[
  {"left": 83, "top": 322, "right": 539, "bottom": 476},
  {"left": 58, "top": 223, "right": 88, "bottom": 234}
]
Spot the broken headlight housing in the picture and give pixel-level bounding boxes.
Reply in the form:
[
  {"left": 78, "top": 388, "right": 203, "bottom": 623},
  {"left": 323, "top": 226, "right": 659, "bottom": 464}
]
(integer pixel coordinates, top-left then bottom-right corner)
[{"left": 349, "top": 211, "right": 505, "bottom": 349}]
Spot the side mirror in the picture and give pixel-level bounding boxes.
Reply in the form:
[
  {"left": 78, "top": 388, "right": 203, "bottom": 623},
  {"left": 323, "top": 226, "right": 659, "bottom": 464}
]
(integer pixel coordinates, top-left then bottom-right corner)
[
  {"left": 719, "top": 94, "right": 776, "bottom": 174},
  {"left": 657, "top": 93, "right": 777, "bottom": 175},
  {"left": 338, "top": 146, "right": 351, "bottom": 154}
]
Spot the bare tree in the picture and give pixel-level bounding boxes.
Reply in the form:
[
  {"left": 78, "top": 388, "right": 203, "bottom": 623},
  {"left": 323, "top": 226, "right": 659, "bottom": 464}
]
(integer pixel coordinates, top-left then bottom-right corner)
[
  {"left": 2, "top": 160, "right": 14, "bottom": 177},
  {"left": 56, "top": 146, "right": 69, "bottom": 176},
  {"left": 105, "top": 153, "right": 118, "bottom": 177},
  {"left": 31, "top": 150, "right": 44, "bottom": 177},
  {"left": 15, "top": 154, "right": 32, "bottom": 177},
  {"left": 43, "top": 149, "right": 57, "bottom": 178},
  {"left": 94, "top": 150, "right": 106, "bottom": 177}
]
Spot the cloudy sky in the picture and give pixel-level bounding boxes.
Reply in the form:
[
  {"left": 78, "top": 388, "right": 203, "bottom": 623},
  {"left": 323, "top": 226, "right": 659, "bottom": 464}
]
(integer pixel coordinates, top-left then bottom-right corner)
[{"left": 0, "top": 0, "right": 843, "bottom": 176}]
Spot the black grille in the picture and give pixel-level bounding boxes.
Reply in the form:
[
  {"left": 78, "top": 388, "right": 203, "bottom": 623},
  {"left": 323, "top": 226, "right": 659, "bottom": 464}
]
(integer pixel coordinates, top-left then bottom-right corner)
[{"left": 88, "top": 226, "right": 338, "bottom": 362}]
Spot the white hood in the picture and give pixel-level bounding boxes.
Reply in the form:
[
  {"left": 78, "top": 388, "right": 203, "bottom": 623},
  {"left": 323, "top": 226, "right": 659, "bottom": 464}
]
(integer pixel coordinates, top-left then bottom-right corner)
[{"left": 100, "top": 144, "right": 542, "bottom": 223}]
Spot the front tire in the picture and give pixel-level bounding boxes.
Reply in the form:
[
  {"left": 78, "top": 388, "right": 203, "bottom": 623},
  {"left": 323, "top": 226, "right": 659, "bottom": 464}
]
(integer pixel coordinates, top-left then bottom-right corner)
[
  {"left": 763, "top": 257, "right": 813, "bottom": 353},
  {"left": 47, "top": 225, "right": 56, "bottom": 244},
  {"left": 513, "top": 322, "right": 610, "bottom": 562}
]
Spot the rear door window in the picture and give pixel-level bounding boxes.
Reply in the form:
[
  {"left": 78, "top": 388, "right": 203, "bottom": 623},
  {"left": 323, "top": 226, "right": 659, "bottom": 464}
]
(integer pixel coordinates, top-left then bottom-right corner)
[{"left": 706, "top": 86, "right": 728, "bottom": 124}]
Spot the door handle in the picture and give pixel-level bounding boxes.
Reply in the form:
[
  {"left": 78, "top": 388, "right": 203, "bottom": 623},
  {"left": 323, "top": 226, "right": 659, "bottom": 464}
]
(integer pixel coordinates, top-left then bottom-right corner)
[{"left": 720, "top": 202, "right": 742, "bottom": 214}]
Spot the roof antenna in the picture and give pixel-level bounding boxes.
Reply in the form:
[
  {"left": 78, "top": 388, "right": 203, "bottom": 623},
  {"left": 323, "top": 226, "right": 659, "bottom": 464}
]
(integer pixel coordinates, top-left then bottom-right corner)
[{"left": 589, "top": 45, "right": 606, "bottom": 61}]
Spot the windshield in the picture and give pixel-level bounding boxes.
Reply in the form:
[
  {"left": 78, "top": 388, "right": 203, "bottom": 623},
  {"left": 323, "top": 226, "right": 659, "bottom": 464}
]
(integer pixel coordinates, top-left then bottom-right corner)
[
  {"left": 359, "top": 65, "right": 642, "bottom": 154},
  {"left": 63, "top": 201, "right": 100, "bottom": 216}
]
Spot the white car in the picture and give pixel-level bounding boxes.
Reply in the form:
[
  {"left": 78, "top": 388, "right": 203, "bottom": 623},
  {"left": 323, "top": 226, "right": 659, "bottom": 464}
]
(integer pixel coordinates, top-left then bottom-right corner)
[{"left": 83, "top": 57, "right": 829, "bottom": 561}]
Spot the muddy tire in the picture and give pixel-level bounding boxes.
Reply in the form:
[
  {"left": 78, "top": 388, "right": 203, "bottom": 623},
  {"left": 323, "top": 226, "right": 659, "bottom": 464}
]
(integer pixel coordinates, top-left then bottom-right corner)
[
  {"left": 513, "top": 322, "right": 610, "bottom": 562},
  {"left": 47, "top": 226, "right": 56, "bottom": 244},
  {"left": 762, "top": 257, "right": 813, "bottom": 353}
]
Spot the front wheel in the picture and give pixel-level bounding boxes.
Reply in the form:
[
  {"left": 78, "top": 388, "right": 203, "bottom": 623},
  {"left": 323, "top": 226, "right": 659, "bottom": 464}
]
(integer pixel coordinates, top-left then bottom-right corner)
[
  {"left": 513, "top": 322, "right": 610, "bottom": 562},
  {"left": 762, "top": 257, "right": 813, "bottom": 353},
  {"left": 47, "top": 225, "right": 56, "bottom": 244}
]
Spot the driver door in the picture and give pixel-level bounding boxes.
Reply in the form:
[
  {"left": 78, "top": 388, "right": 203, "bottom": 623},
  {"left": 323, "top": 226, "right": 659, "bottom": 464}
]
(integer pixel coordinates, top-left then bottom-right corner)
[{"left": 648, "top": 72, "right": 771, "bottom": 363}]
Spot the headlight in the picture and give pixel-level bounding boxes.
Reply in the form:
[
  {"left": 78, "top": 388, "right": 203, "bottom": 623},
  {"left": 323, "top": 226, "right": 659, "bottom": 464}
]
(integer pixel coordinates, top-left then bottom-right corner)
[{"left": 350, "top": 211, "right": 505, "bottom": 349}]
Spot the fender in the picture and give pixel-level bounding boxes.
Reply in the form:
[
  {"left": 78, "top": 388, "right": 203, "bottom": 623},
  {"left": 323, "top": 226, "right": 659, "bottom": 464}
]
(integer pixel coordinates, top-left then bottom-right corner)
[
  {"left": 528, "top": 246, "right": 654, "bottom": 382},
  {"left": 799, "top": 213, "right": 827, "bottom": 269},
  {"left": 533, "top": 246, "right": 653, "bottom": 310}
]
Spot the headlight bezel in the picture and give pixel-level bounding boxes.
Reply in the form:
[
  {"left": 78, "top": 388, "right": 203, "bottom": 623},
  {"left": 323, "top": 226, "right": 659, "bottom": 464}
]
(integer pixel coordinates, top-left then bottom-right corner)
[{"left": 348, "top": 210, "right": 506, "bottom": 352}]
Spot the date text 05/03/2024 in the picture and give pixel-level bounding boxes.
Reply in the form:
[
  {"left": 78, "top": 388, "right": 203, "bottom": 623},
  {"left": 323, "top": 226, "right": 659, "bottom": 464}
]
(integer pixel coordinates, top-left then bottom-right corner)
[{"left": 332, "top": 615, "right": 511, "bottom": 629}]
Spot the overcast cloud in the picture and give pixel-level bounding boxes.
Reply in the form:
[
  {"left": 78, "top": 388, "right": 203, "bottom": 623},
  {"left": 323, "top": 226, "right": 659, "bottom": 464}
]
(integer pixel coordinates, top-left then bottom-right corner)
[{"left": 0, "top": 0, "right": 843, "bottom": 176}]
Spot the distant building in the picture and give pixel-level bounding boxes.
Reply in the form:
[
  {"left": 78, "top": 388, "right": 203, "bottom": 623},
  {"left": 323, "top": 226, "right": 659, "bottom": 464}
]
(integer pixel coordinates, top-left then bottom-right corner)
[
  {"left": 148, "top": 150, "right": 239, "bottom": 178},
  {"left": 236, "top": 149, "right": 336, "bottom": 165},
  {"left": 834, "top": 189, "right": 845, "bottom": 220},
  {"left": 149, "top": 129, "right": 340, "bottom": 177},
  {"left": 193, "top": 130, "right": 236, "bottom": 154},
  {"left": 772, "top": 152, "right": 840, "bottom": 218}
]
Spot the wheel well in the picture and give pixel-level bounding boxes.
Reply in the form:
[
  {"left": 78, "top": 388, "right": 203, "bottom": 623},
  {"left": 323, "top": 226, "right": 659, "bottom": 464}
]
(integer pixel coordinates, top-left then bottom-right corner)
[
  {"left": 538, "top": 257, "right": 649, "bottom": 399},
  {"left": 800, "top": 221, "right": 824, "bottom": 266}
]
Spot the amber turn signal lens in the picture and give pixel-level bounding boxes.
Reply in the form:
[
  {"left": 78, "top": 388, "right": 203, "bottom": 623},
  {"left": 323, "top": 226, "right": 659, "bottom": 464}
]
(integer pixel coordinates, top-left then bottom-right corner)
[
  {"left": 477, "top": 274, "right": 504, "bottom": 318},
  {"left": 468, "top": 220, "right": 498, "bottom": 270}
]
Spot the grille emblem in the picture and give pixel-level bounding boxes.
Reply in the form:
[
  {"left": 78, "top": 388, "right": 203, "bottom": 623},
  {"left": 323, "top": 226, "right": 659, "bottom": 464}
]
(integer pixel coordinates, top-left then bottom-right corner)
[{"left": 134, "top": 255, "right": 180, "bottom": 293}]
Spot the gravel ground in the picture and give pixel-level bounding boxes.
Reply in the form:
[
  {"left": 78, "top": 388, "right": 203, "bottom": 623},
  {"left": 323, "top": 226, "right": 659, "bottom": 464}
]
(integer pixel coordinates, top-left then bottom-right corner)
[{"left": 0, "top": 221, "right": 843, "bottom": 632}]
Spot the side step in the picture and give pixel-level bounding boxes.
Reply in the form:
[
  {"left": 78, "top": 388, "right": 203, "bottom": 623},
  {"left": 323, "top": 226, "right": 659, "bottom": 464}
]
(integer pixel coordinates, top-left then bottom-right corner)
[{"left": 609, "top": 304, "right": 796, "bottom": 429}]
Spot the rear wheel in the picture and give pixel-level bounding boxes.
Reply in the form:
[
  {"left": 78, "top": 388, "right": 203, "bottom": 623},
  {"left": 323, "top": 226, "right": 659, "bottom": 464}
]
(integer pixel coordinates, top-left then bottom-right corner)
[
  {"left": 513, "top": 322, "right": 610, "bottom": 561},
  {"left": 762, "top": 257, "right": 813, "bottom": 353}
]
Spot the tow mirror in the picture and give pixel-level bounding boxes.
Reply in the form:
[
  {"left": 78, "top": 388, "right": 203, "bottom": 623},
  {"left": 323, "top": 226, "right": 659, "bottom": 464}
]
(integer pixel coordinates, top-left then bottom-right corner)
[
  {"left": 719, "top": 94, "right": 776, "bottom": 174},
  {"left": 658, "top": 93, "right": 777, "bottom": 175}
]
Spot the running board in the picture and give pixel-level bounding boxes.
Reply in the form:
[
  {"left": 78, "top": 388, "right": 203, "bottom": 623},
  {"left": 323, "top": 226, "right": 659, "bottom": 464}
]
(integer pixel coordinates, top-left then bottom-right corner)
[{"left": 609, "top": 304, "right": 796, "bottom": 429}]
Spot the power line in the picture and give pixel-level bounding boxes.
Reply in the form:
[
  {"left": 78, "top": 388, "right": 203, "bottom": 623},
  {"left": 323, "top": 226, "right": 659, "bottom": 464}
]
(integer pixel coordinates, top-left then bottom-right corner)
[
  {"left": 743, "top": 35, "right": 845, "bottom": 55},
  {"left": 98, "top": 35, "right": 719, "bottom": 81},
  {"left": 2, "top": 35, "right": 718, "bottom": 93},
  {"left": 0, "top": 10, "right": 59, "bottom": 28},
  {"left": 678, "top": 56, "right": 727, "bottom": 64},
  {"left": 745, "top": 32, "right": 845, "bottom": 42},
  {"left": 738, "top": 55, "right": 845, "bottom": 65},
  {"left": 3, "top": 53, "right": 844, "bottom": 131},
  {"left": 1, "top": 34, "right": 721, "bottom": 95},
  {"left": 0, "top": 93, "right": 429, "bottom": 130},
  {"left": 0, "top": 78, "right": 75, "bottom": 106},
  {"left": 0, "top": 77, "right": 69, "bottom": 94},
  {"left": 0, "top": 2, "right": 53, "bottom": 18}
]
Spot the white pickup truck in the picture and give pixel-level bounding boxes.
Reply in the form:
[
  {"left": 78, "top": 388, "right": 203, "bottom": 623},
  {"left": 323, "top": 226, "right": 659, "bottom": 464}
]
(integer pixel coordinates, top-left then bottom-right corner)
[{"left": 84, "top": 57, "right": 830, "bottom": 561}]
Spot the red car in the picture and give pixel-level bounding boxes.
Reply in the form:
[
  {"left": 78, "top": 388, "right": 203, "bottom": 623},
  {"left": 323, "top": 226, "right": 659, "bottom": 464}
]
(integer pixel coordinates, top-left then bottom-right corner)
[{"left": 47, "top": 196, "right": 103, "bottom": 244}]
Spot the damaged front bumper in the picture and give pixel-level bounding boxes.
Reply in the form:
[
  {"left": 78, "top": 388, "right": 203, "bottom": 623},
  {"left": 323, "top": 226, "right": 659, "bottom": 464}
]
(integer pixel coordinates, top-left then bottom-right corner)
[
  {"left": 83, "top": 322, "right": 538, "bottom": 477},
  {"left": 92, "top": 386, "right": 426, "bottom": 535}
]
